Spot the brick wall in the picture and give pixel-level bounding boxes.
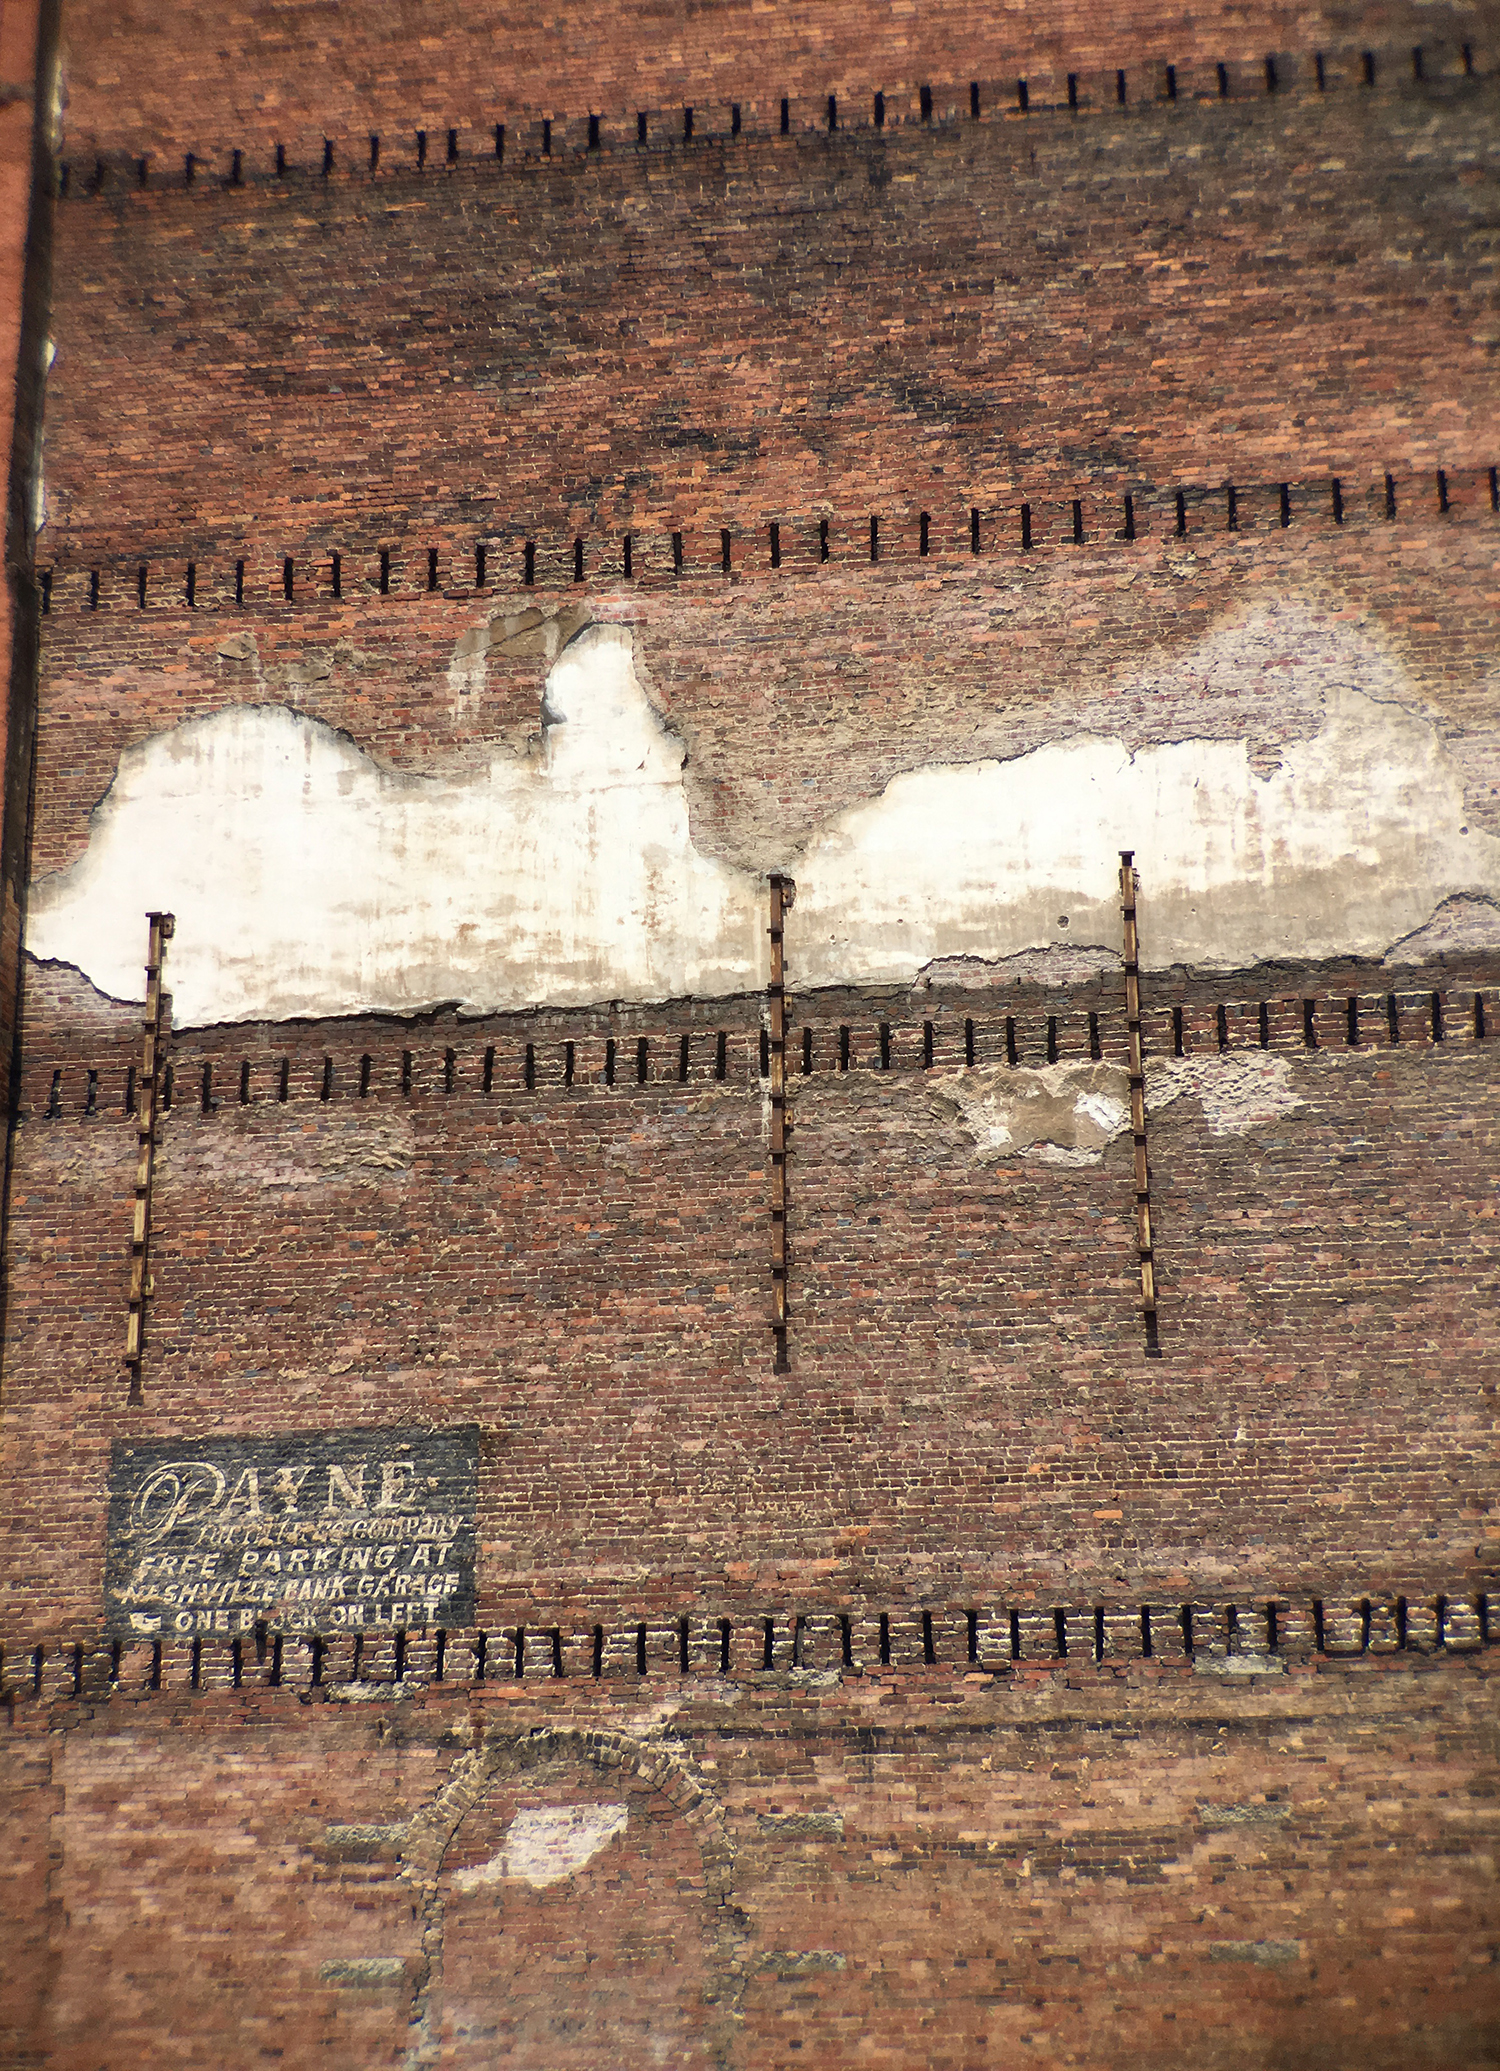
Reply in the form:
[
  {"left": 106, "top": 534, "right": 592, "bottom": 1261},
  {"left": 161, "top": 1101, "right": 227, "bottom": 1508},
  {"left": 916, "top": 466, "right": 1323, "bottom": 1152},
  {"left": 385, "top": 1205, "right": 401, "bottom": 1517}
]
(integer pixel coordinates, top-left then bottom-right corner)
[
  {"left": 2, "top": 1658, "right": 1496, "bottom": 2070},
  {"left": 52, "top": 0, "right": 1495, "bottom": 166},
  {"left": 6, "top": 0, "right": 1500, "bottom": 2058},
  {"left": 38, "top": 80, "right": 1500, "bottom": 558}
]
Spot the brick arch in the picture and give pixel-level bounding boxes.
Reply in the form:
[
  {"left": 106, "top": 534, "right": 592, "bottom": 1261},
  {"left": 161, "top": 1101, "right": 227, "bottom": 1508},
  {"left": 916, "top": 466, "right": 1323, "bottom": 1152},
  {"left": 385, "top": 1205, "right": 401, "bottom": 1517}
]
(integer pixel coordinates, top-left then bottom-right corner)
[{"left": 401, "top": 1724, "right": 744, "bottom": 2071}]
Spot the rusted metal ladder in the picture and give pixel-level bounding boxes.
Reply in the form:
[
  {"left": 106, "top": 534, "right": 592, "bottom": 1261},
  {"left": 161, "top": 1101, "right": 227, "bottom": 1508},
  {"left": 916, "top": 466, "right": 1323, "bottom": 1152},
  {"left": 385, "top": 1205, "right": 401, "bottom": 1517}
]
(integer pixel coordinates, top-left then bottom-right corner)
[
  {"left": 1118, "top": 854, "right": 1159, "bottom": 1347},
  {"left": 125, "top": 910, "right": 174, "bottom": 1403},
  {"left": 768, "top": 876, "right": 790, "bottom": 1373}
]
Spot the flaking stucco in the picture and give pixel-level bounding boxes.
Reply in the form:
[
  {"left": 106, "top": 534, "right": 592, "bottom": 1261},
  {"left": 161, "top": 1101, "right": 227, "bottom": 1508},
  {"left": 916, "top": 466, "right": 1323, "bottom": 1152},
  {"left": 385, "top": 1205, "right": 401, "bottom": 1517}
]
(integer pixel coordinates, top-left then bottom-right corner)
[{"left": 24, "top": 613, "right": 1500, "bottom": 1025}]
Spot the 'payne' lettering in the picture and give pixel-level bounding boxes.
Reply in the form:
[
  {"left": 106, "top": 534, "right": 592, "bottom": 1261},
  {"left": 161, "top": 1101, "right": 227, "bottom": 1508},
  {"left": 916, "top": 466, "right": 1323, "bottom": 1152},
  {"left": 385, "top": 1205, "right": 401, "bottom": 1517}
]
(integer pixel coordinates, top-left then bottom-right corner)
[{"left": 105, "top": 1426, "right": 478, "bottom": 1639}]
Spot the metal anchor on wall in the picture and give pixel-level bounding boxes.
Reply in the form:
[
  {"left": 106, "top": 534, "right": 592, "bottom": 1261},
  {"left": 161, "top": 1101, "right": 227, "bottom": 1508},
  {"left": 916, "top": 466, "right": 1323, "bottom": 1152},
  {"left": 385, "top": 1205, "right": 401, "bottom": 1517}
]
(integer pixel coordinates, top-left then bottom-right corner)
[{"left": 125, "top": 910, "right": 174, "bottom": 1404}]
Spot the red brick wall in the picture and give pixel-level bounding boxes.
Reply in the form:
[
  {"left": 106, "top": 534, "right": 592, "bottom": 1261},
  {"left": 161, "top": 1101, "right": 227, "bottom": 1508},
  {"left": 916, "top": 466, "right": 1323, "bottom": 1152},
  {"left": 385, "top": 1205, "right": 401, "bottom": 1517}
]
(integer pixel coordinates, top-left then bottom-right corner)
[
  {"left": 6, "top": 0, "right": 1500, "bottom": 2059},
  {"left": 2, "top": 1658, "right": 1496, "bottom": 2071},
  {"left": 52, "top": 0, "right": 1494, "bottom": 165},
  {"left": 4, "top": 956, "right": 1496, "bottom": 1637},
  {"left": 38, "top": 81, "right": 1500, "bottom": 559}
]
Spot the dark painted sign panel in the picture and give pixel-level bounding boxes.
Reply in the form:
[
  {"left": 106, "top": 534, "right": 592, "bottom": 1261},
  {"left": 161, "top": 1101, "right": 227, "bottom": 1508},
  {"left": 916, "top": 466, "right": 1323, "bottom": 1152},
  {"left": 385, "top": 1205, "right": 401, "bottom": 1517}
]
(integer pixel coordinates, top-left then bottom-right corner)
[{"left": 105, "top": 1426, "right": 478, "bottom": 1638}]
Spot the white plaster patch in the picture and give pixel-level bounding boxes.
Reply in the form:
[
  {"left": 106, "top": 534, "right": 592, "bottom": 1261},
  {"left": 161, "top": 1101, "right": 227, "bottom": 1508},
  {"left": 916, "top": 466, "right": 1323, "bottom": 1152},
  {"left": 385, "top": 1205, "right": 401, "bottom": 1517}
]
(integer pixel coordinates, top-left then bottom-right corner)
[
  {"left": 449, "top": 1803, "right": 629, "bottom": 1891},
  {"left": 27, "top": 626, "right": 764, "bottom": 1023},
  {"left": 938, "top": 1051, "right": 1305, "bottom": 1161},
  {"left": 793, "top": 687, "right": 1500, "bottom": 989},
  {"left": 25, "top": 605, "right": 1500, "bottom": 1025},
  {"left": 934, "top": 1062, "right": 1131, "bottom": 1165},
  {"left": 1152, "top": 1053, "right": 1304, "bottom": 1137}
]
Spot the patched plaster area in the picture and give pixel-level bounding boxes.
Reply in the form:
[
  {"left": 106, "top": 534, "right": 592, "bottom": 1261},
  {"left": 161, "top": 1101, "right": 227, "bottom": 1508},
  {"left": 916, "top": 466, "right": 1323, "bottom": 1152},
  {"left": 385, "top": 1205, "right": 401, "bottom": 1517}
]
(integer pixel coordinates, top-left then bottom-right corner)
[
  {"left": 25, "top": 607, "right": 1500, "bottom": 1025},
  {"left": 939, "top": 1053, "right": 1304, "bottom": 1164},
  {"left": 159, "top": 1113, "right": 416, "bottom": 1193},
  {"left": 935, "top": 1063, "right": 1132, "bottom": 1167},
  {"left": 792, "top": 686, "right": 1498, "bottom": 990},
  {"left": 449, "top": 1804, "right": 629, "bottom": 1891},
  {"left": 28, "top": 626, "right": 764, "bottom": 1022}
]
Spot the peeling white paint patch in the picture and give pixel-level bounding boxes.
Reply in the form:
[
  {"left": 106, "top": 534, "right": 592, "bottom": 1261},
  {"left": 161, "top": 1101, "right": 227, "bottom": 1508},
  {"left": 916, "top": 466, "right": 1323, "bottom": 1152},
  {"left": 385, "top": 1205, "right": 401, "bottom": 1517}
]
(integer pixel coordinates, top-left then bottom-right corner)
[
  {"left": 449, "top": 1803, "right": 629, "bottom": 1891},
  {"left": 27, "top": 626, "right": 764, "bottom": 1024},
  {"left": 794, "top": 688, "right": 1500, "bottom": 989},
  {"left": 25, "top": 609, "right": 1500, "bottom": 1026},
  {"left": 934, "top": 1063, "right": 1130, "bottom": 1165},
  {"left": 1152, "top": 1053, "right": 1304, "bottom": 1137},
  {"left": 938, "top": 1051, "right": 1304, "bottom": 1163}
]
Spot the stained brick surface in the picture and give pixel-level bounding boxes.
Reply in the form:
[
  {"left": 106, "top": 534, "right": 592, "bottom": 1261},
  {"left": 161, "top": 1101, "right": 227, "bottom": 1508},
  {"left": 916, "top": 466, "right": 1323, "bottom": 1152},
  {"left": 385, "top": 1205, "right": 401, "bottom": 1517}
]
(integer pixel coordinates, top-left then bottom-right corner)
[
  {"left": 39, "top": 87, "right": 1500, "bottom": 555},
  {"left": 4, "top": 0, "right": 1500, "bottom": 2060}
]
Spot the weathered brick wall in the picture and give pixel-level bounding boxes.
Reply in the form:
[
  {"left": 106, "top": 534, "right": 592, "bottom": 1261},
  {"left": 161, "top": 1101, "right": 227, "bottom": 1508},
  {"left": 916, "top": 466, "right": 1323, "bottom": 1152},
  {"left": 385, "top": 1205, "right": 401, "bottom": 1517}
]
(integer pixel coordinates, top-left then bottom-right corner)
[
  {"left": 2, "top": 1658, "right": 1496, "bottom": 2071},
  {"left": 24, "top": 515, "right": 1500, "bottom": 891},
  {"left": 38, "top": 79, "right": 1500, "bottom": 557},
  {"left": 4, "top": 948, "right": 1495, "bottom": 1637},
  {"left": 6, "top": 0, "right": 1500, "bottom": 2058},
  {"left": 52, "top": 0, "right": 1494, "bottom": 166}
]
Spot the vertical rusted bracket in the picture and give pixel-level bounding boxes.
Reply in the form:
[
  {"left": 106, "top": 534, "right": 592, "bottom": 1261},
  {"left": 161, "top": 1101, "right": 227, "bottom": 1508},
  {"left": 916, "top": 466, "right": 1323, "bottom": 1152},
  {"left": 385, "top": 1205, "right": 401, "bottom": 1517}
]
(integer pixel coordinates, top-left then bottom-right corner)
[
  {"left": 767, "top": 875, "right": 790, "bottom": 1373},
  {"left": 125, "top": 910, "right": 174, "bottom": 1404},
  {"left": 1119, "top": 854, "right": 1160, "bottom": 1353}
]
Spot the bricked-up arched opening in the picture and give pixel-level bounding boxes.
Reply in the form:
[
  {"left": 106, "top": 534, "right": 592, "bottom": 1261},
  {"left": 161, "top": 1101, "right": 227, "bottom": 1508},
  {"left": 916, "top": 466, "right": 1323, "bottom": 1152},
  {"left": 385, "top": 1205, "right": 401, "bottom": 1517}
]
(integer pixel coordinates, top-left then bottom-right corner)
[{"left": 401, "top": 1727, "right": 744, "bottom": 2070}]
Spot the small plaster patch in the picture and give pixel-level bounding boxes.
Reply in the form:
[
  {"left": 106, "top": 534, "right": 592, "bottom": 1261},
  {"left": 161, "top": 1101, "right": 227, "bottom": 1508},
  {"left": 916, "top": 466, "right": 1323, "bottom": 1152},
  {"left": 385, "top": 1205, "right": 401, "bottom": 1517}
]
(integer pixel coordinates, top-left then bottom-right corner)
[
  {"left": 1151, "top": 1052, "right": 1304, "bottom": 1137},
  {"left": 158, "top": 1112, "right": 415, "bottom": 1192},
  {"left": 755, "top": 1810, "right": 846, "bottom": 1839},
  {"left": 933, "top": 1062, "right": 1130, "bottom": 1165},
  {"left": 449, "top": 1803, "right": 629, "bottom": 1891},
  {"left": 1198, "top": 1802, "right": 1291, "bottom": 1828},
  {"left": 1208, "top": 1939, "right": 1301, "bottom": 1965},
  {"left": 938, "top": 1051, "right": 1305, "bottom": 1162}
]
